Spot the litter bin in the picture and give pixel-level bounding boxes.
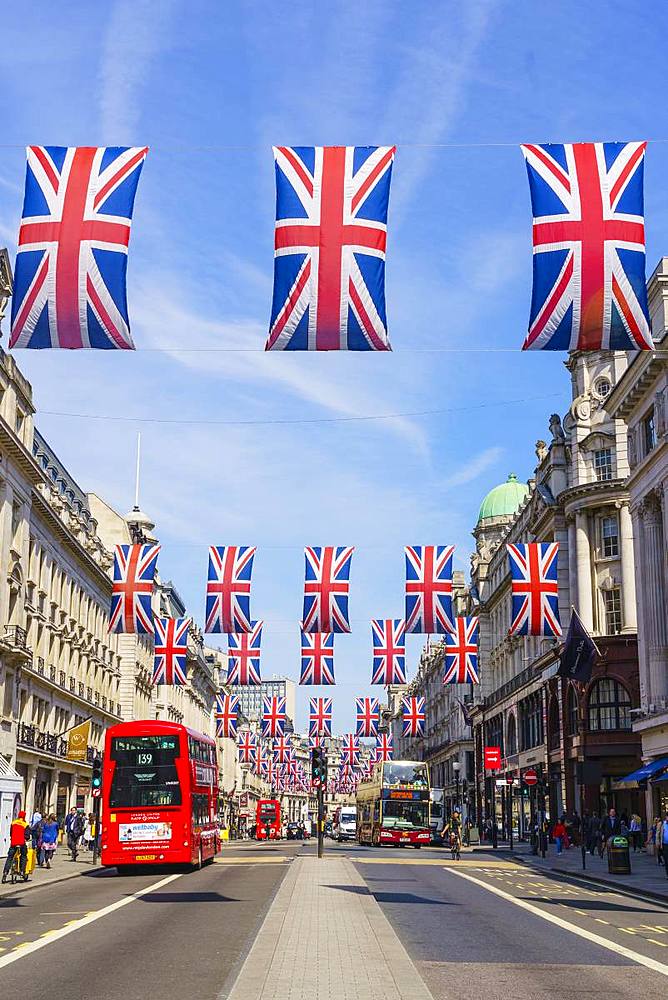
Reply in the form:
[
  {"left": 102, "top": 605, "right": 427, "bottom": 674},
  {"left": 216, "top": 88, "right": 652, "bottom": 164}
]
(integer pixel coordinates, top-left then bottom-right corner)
[{"left": 607, "top": 836, "right": 631, "bottom": 874}]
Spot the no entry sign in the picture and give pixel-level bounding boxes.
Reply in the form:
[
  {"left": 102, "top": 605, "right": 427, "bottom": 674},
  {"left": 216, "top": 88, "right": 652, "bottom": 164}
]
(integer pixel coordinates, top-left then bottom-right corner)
[
  {"left": 523, "top": 768, "right": 538, "bottom": 786},
  {"left": 484, "top": 746, "right": 501, "bottom": 770}
]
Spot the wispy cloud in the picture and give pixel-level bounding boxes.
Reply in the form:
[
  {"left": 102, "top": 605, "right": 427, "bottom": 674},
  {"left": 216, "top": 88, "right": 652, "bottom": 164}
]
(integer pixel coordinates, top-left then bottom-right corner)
[
  {"left": 446, "top": 446, "right": 503, "bottom": 488},
  {"left": 98, "top": 0, "right": 179, "bottom": 140}
]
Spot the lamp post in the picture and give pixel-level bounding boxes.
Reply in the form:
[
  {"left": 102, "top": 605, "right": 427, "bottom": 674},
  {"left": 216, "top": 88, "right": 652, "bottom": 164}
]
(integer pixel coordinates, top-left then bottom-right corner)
[{"left": 453, "top": 760, "right": 461, "bottom": 815}]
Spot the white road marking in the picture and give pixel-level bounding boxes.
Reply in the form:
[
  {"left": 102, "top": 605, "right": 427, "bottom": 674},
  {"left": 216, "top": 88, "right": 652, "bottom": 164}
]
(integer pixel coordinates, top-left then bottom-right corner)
[
  {"left": 0, "top": 872, "right": 182, "bottom": 969},
  {"left": 445, "top": 867, "right": 668, "bottom": 978}
]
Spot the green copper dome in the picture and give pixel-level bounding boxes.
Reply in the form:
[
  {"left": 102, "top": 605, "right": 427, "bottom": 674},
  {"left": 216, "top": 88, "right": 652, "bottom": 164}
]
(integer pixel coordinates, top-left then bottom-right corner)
[{"left": 477, "top": 474, "right": 529, "bottom": 524}]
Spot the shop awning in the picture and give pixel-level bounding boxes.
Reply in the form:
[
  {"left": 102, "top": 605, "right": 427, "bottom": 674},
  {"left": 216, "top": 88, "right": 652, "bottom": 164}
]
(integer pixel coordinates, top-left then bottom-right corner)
[
  {"left": 619, "top": 757, "right": 668, "bottom": 784},
  {"left": 654, "top": 771, "right": 668, "bottom": 783}
]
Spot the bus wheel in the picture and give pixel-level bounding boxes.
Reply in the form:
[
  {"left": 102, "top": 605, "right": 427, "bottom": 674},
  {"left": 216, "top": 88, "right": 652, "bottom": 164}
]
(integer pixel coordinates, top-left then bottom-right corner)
[
  {"left": 116, "top": 865, "right": 133, "bottom": 875},
  {"left": 194, "top": 846, "right": 203, "bottom": 871},
  {"left": 413, "top": 845, "right": 421, "bottom": 850},
  {"left": 372, "top": 830, "right": 379, "bottom": 847}
]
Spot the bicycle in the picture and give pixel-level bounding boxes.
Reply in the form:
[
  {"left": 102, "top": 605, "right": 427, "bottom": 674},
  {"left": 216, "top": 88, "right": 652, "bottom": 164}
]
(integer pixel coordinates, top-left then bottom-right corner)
[
  {"left": 8, "top": 848, "right": 29, "bottom": 884},
  {"left": 449, "top": 832, "right": 461, "bottom": 861}
]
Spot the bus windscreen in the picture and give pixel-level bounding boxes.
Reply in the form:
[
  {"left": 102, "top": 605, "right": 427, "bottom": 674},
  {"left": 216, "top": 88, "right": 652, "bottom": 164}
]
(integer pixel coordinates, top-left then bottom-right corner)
[{"left": 382, "top": 762, "right": 429, "bottom": 788}]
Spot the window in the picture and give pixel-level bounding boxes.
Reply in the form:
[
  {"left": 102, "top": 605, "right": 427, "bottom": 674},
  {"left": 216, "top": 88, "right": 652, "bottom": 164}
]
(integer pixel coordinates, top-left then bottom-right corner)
[
  {"left": 567, "top": 685, "right": 579, "bottom": 736},
  {"left": 547, "top": 697, "right": 560, "bottom": 750},
  {"left": 506, "top": 714, "right": 517, "bottom": 755},
  {"left": 588, "top": 678, "right": 631, "bottom": 731},
  {"left": 520, "top": 692, "right": 543, "bottom": 750},
  {"left": 603, "top": 587, "right": 622, "bottom": 635},
  {"left": 192, "top": 793, "right": 209, "bottom": 826},
  {"left": 600, "top": 515, "right": 619, "bottom": 558},
  {"left": 643, "top": 411, "right": 656, "bottom": 456},
  {"left": 593, "top": 448, "right": 613, "bottom": 482},
  {"left": 594, "top": 377, "right": 611, "bottom": 400},
  {"left": 15, "top": 408, "right": 25, "bottom": 438}
]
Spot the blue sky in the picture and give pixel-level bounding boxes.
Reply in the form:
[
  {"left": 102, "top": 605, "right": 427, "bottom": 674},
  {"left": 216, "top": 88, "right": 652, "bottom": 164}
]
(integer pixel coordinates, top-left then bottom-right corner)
[{"left": 1, "top": 1, "right": 667, "bottom": 732}]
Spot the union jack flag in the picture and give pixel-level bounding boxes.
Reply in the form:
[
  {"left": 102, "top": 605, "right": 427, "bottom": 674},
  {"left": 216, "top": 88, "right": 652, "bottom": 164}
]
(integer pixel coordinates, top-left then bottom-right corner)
[
  {"left": 375, "top": 733, "right": 393, "bottom": 762},
  {"left": 309, "top": 697, "right": 332, "bottom": 738},
  {"left": 401, "top": 696, "right": 426, "bottom": 738},
  {"left": 237, "top": 730, "right": 257, "bottom": 765},
  {"left": 214, "top": 692, "right": 239, "bottom": 738},
  {"left": 340, "top": 734, "right": 360, "bottom": 768},
  {"left": 443, "top": 617, "right": 480, "bottom": 685},
  {"left": 266, "top": 145, "right": 395, "bottom": 352},
  {"left": 109, "top": 543, "right": 160, "bottom": 634},
  {"left": 309, "top": 734, "right": 326, "bottom": 750},
  {"left": 253, "top": 741, "right": 268, "bottom": 775},
  {"left": 405, "top": 545, "right": 455, "bottom": 634},
  {"left": 272, "top": 735, "right": 293, "bottom": 764},
  {"left": 521, "top": 142, "right": 653, "bottom": 351},
  {"left": 205, "top": 546, "right": 256, "bottom": 633},
  {"left": 302, "top": 546, "right": 354, "bottom": 633},
  {"left": 11, "top": 146, "right": 148, "bottom": 350},
  {"left": 261, "top": 696, "right": 287, "bottom": 739},
  {"left": 371, "top": 619, "right": 406, "bottom": 685},
  {"left": 299, "top": 629, "right": 335, "bottom": 684},
  {"left": 355, "top": 697, "right": 380, "bottom": 737},
  {"left": 507, "top": 543, "right": 561, "bottom": 637},
  {"left": 152, "top": 617, "right": 189, "bottom": 686},
  {"left": 227, "top": 622, "right": 263, "bottom": 685}
]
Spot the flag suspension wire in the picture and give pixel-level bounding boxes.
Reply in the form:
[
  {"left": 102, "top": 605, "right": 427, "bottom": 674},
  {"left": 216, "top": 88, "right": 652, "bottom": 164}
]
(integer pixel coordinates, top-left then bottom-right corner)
[
  {"left": 3, "top": 138, "right": 668, "bottom": 151},
  {"left": 39, "top": 391, "right": 563, "bottom": 427}
]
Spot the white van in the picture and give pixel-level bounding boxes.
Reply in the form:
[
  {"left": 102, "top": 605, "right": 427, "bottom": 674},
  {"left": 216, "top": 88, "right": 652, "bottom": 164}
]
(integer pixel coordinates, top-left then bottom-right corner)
[{"left": 333, "top": 806, "right": 357, "bottom": 842}]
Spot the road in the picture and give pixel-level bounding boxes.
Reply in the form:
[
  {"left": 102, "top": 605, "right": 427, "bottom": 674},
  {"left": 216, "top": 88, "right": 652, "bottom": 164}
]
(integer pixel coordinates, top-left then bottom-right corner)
[{"left": 1, "top": 841, "right": 667, "bottom": 998}]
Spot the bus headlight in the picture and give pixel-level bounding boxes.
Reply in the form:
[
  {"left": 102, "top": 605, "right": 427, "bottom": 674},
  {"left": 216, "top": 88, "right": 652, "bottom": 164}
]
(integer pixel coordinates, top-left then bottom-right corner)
[{"left": 184, "top": 840, "right": 189, "bottom": 847}]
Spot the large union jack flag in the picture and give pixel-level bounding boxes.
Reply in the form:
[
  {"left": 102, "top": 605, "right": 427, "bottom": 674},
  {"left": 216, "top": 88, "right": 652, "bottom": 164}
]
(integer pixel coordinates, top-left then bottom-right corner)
[
  {"left": 507, "top": 542, "right": 561, "bottom": 637},
  {"left": 309, "top": 697, "right": 332, "bottom": 738},
  {"left": 10, "top": 146, "right": 148, "bottom": 349},
  {"left": 443, "top": 616, "right": 480, "bottom": 685},
  {"left": 355, "top": 697, "right": 380, "bottom": 737},
  {"left": 401, "top": 696, "right": 426, "bottom": 738},
  {"left": 214, "top": 692, "right": 239, "bottom": 738},
  {"left": 109, "top": 543, "right": 160, "bottom": 634},
  {"left": 266, "top": 145, "right": 395, "bottom": 352},
  {"left": 371, "top": 618, "right": 406, "bottom": 685},
  {"left": 340, "top": 734, "right": 360, "bottom": 768},
  {"left": 205, "top": 546, "right": 256, "bottom": 633},
  {"left": 375, "top": 733, "right": 394, "bottom": 763},
  {"left": 227, "top": 622, "right": 263, "bottom": 685},
  {"left": 302, "top": 546, "right": 354, "bottom": 633},
  {"left": 299, "top": 629, "right": 335, "bottom": 684},
  {"left": 152, "top": 617, "right": 189, "bottom": 686},
  {"left": 520, "top": 142, "right": 652, "bottom": 351},
  {"left": 272, "top": 735, "right": 293, "bottom": 764},
  {"left": 237, "top": 730, "right": 257, "bottom": 765},
  {"left": 261, "top": 696, "right": 287, "bottom": 739},
  {"left": 405, "top": 546, "right": 455, "bottom": 634}
]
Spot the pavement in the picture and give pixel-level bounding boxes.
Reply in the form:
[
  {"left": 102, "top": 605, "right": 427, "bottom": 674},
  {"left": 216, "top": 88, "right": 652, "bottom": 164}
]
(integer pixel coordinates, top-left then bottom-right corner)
[
  {"left": 1, "top": 840, "right": 667, "bottom": 999},
  {"left": 0, "top": 850, "right": 100, "bottom": 898}
]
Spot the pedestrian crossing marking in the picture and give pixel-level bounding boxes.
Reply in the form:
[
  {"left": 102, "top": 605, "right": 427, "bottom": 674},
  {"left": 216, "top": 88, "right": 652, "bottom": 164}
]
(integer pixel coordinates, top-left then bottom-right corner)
[
  {"left": 649, "top": 939, "right": 668, "bottom": 948},
  {"left": 353, "top": 857, "right": 523, "bottom": 869}
]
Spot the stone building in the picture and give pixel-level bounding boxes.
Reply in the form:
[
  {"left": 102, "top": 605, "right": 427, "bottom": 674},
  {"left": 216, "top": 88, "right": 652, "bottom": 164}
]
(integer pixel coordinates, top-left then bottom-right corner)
[
  {"left": 469, "top": 346, "right": 642, "bottom": 837},
  {"left": 605, "top": 258, "right": 668, "bottom": 821},
  {"left": 0, "top": 349, "right": 123, "bottom": 833}
]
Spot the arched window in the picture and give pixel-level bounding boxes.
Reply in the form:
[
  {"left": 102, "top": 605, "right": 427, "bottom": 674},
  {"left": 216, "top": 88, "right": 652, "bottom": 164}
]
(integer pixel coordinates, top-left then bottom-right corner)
[
  {"left": 567, "top": 685, "right": 579, "bottom": 736},
  {"left": 588, "top": 679, "right": 632, "bottom": 731},
  {"left": 547, "top": 696, "right": 560, "bottom": 750},
  {"left": 507, "top": 714, "right": 517, "bottom": 755}
]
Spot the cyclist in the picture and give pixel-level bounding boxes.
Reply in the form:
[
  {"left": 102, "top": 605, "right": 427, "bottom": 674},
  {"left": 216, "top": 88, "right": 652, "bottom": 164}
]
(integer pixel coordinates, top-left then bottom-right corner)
[
  {"left": 444, "top": 810, "right": 463, "bottom": 860},
  {"left": 1, "top": 810, "right": 30, "bottom": 883}
]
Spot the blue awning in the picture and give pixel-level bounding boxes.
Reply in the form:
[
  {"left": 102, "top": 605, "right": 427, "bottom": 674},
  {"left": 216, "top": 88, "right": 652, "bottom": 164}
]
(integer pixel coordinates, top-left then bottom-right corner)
[
  {"left": 619, "top": 757, "right": 668, "bottom": 783},
  {"left": 655, "top": 771, "right": 668, "bottom": 784}
]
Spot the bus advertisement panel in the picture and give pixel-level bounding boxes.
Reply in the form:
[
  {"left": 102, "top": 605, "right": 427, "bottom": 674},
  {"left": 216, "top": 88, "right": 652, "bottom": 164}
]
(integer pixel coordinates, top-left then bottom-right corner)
[
  {"left": 356, "top": 760, "right": 430, "bottom": 847},
  {"left": 100, "top": 721, "right": 220, "bottom": 872}
]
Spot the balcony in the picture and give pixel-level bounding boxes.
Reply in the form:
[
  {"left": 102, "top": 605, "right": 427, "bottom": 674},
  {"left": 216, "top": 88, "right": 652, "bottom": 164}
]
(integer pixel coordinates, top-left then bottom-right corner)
[
  {"left": 2, "top": 625, "right": 32, "bottom": 662},
  {"left": 16, "top": 721, "right": 95, "bottom": 764}
]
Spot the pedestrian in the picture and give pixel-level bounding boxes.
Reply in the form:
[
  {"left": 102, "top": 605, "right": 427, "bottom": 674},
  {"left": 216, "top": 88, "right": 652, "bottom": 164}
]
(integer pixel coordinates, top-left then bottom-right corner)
[
  {"left": 629, "top": 812, "right": 642, "bottom": 852},
  {"left": 30, "top": 808, "right": 43, "bottom": 867},
  {"left": 83, "top": 812, "right": 94, "bottom": 851},
  {"left": 587, "top": 814, "right": 601, "bottom": 855},
  {"left": 659, "top": 813, "right": 668, "bottom": 880},
  {"left": 68, "top": 810, "right": 85, "bottom": 860},
  {"left": 600, "top": 807, "right": 621, "bottom": 853},
  {"left": 651, "top": 816, "right": 662, "bottom": 863},
  {"left": 552, "top": 817, "right": 567, "bottom": 855},
  {"left": 1, "top": 810, "right": 30, "bottom": 883},
  {"left": 64, "top": 806, "right": 77, "bottom": 841},
  {"left": 41, "top": 814, "right": 59, "bottom": 869}
]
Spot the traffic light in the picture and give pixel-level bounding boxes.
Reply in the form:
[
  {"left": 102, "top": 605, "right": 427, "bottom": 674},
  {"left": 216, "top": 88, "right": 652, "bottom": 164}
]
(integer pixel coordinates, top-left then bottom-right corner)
[
  {"left": 311, "top": 747, "right": 327, "bottom": 786},
  {"left": 91, "top": 755, "right": 103, "bottom": 793}
]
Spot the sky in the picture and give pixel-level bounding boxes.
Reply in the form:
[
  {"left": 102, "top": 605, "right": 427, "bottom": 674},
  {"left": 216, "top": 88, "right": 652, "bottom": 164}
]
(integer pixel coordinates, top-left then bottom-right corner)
[{"left": 1, "top": 0, "right": 667, "bottom": 733}]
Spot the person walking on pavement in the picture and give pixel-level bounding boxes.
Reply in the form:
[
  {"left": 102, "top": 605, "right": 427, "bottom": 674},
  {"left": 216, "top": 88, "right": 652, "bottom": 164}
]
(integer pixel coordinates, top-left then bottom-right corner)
[
  {"left": 41, "top": 814, "right": 59, "bottom": 869},
  {"left": 552, "top": 817, "right": 567, "bottom": 855},
  {"left": 30, "top": 809, "right": 43, "bottom": 867},
  {"left": 600, "top": 807, "right": 621, "bottom": 853},
  {"left": 629, "top": 812, "right": 642, "bottom": 852},
  {"left": 660, "top": 813, "right": 668, "bottom": 879},
  {"left": 68, "top": 809, "right": 85, "bottom": 860},
  {"left": 2, "top": 810, "right": 30, "bottom": 882}
]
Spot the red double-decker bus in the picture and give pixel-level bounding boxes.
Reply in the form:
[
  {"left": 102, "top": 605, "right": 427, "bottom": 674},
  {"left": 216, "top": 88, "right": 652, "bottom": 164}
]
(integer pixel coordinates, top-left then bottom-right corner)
[
  {"left": 356, "top": 760, "right": 431, "bottom": 847},
  {"left": 255, "top": 798, "right": 281, "bottom": 840},
  {"left": 101, "top": 721, "right": 220, "bottom": 872}
]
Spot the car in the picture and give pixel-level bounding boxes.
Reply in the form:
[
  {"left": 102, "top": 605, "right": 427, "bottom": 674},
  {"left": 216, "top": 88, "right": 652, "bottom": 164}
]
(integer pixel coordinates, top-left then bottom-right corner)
[{"left": 286, "top": 823, "right": 303, "bottom": 840}]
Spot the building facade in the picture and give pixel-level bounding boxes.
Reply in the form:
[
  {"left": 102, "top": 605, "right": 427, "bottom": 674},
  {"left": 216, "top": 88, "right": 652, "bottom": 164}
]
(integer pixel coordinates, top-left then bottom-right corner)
[
  {"left": 470, "top": 346, "right": 642, "bottom": 838},
  {"left": 606, "top": 258, "right": 668, "bottom": 821},
  {"left": 234, "top": 676, "right": 296, "bottom": 729}
]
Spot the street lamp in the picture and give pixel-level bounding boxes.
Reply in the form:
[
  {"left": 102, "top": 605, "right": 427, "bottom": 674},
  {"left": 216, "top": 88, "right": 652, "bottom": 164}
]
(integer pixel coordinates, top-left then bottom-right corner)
[{"left": 453, "top": 760, "right": 461, "bottom": 815}]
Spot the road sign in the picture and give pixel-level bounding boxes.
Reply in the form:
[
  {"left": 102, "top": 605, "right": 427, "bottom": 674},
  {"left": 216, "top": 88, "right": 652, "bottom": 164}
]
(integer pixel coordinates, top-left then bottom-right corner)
[
  {"left": 92, "top": 787, "right": 101, "bottom": 798},
  {"left": 484, "top": 746, "right": 501, "bottom": 770},
  {"left": 523, "top": 768, "right": 538, "bottom": 786},
  {"left": 506, "top": 773, "right": 515, "bottom": 785}
]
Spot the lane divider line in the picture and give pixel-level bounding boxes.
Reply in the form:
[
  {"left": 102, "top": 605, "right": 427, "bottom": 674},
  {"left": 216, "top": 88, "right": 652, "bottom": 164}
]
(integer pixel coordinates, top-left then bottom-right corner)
[
  {"left": 0, "top": 872, "right": 182, "bottom": 970},
  {"left": 444, "top": 867, "right": 668, "bottom": 979}
]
